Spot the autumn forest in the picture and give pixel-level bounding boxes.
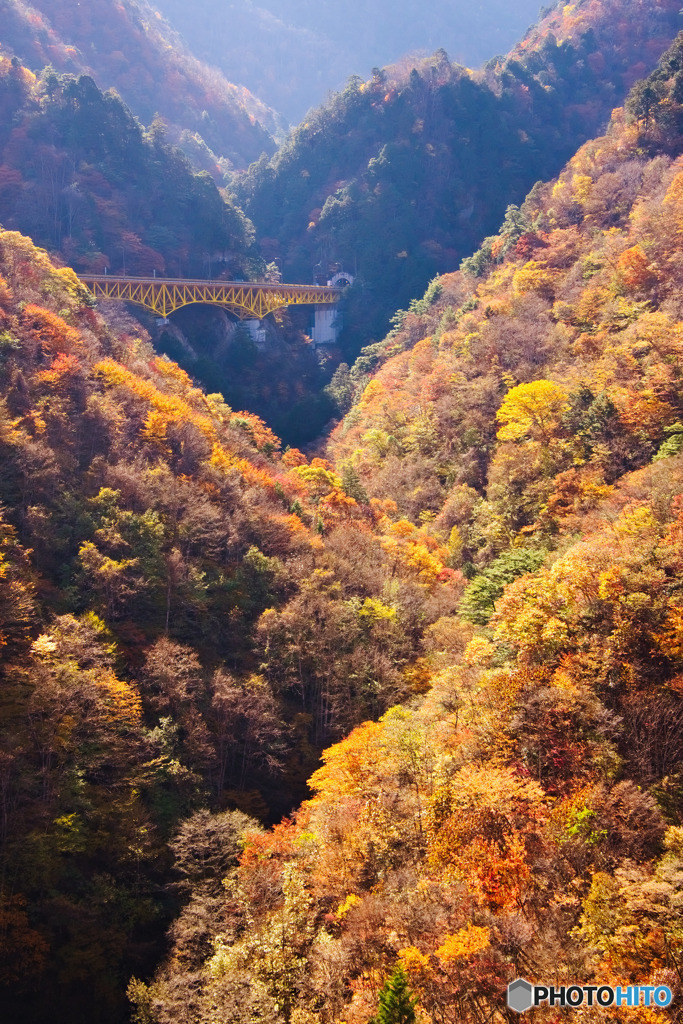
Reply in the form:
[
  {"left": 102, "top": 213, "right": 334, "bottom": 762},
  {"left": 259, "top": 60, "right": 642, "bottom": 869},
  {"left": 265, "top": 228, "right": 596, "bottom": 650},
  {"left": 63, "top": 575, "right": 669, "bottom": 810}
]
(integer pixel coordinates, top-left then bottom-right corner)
[{"left": 2, "top": 1, "right": 683, "bottom": 1022}]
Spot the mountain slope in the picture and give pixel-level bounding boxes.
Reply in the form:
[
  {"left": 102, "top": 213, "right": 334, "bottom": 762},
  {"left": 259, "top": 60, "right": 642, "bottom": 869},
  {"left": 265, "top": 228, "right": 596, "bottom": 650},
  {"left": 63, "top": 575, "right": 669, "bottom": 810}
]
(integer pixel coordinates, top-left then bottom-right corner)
[
  {"left": 328, "top": 31, "right": 683, "bottom": 542},
  {"left": 235, "top": 0, "right": 683, "bottom": 359},
  {"left": 0, "top": 0, "right": 279, "bottom": 172},
  {"left": 0, "top": 226, "right": 464, "bottom": 1022},
  {"left": 131, "top": 33, "right": 683, "bottom": 1024}
]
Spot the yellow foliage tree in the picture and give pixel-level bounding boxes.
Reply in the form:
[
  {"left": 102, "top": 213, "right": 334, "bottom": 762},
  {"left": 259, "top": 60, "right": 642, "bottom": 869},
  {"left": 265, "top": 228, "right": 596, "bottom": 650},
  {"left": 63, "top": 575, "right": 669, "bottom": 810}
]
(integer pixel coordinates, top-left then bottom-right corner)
[
  {"left": 436, "top": 924, "right": 491, "bottom": 964},
  {"left": 512, "top": 260, "right": 558, "bottom": 297},
  {"left": 496, "top": 380, "right": 569, "bottom": 442}
]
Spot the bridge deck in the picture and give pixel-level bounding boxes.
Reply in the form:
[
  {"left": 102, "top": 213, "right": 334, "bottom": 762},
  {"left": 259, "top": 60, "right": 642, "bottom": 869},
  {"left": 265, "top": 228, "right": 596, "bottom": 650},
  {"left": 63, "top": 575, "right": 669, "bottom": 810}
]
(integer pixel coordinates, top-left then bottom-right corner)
[{"left": 80, "top": 275, "right": 342, "bottom": 319}]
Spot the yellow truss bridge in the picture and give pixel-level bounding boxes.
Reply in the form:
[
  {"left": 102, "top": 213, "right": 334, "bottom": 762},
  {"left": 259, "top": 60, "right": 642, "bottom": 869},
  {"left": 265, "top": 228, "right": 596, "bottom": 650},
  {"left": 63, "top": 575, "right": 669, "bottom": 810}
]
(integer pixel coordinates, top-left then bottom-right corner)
[{"left": 80, "top": 275, "right": 342, "bottom": 320}]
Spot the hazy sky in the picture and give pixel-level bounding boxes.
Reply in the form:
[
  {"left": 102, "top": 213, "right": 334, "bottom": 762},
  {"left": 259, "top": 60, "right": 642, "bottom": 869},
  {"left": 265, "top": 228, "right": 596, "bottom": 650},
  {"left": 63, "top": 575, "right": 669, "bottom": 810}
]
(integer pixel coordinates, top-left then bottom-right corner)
[
  {"left": 154, "top": 0, "right": 548, "bottom": 121},
  {"left": 256, "top": 0, "right": 546, "bottom": 67}
]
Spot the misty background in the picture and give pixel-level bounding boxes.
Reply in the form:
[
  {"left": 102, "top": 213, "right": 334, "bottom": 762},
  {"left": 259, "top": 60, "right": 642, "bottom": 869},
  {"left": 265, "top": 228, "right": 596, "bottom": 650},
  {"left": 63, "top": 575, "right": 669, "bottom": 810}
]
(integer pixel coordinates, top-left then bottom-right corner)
[{"left": 153, "top": 0, "right": 548, "bottom": 121}]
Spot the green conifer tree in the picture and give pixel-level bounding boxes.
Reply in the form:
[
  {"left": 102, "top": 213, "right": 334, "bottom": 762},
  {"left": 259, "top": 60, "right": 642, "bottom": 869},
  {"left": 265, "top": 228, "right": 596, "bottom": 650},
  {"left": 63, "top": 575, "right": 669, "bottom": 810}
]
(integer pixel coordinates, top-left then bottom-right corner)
[
  {"left": 369, "top": 966, "right": 418, "bottom": 1024},
  {"left": 341, "top": 463, "right": 369, "bottom": 505}
]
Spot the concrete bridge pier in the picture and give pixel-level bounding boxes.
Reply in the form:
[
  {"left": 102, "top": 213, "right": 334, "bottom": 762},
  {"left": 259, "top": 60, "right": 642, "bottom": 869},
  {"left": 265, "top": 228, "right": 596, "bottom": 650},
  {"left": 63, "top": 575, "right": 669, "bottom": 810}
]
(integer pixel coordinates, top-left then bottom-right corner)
[
  {"left": 243, "top": 318, "right": 267, "bottom": 348},
  {"left": 311, "top": 272, "right": 353, "bottom": 347},
  {"left": 311, "top": 306, "right": 339, "bottom": 347}
]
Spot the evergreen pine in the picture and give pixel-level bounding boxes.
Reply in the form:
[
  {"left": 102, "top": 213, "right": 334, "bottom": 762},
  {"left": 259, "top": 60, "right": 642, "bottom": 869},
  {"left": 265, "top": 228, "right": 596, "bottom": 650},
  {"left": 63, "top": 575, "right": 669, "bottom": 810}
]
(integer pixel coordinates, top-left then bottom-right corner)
[
  {"left": 369, "top": 966, "right": 418, "bottom": 1024},
  {"left": 341, "top": 463, "right": 369, "bottom": 505}
]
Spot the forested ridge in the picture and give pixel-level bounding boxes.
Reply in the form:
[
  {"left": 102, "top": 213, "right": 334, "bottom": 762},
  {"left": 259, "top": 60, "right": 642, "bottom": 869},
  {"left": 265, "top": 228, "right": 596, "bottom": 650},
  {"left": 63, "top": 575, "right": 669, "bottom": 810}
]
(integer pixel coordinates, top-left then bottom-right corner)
[
  {"left": 235, "top": 0, "right": 682, "bottom": 360},
  {"left": 0, "top": 56, "right": 256, "bottom": 276},
  {"left": 0, "top": 0, "right": 279, "bottom": 175},
  {"left": 3, "top": 3, "right": 683, "bottom": 1024}
]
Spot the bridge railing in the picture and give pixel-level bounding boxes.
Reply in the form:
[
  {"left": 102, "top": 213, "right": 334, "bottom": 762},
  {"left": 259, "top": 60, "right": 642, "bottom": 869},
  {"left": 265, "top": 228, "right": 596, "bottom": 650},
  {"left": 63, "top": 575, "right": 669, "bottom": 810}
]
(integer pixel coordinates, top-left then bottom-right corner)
[{"left": 81, "top": 274, "right": 342, "bottom": 297}]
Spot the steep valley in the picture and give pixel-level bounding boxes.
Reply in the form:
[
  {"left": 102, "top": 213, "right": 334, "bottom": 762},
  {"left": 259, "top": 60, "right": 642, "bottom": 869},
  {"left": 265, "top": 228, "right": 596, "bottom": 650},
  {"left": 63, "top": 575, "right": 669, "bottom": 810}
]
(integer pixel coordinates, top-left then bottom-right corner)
[{"left": 2, "top": 3, "right": 683, "bottom": 1024}]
